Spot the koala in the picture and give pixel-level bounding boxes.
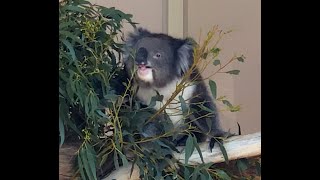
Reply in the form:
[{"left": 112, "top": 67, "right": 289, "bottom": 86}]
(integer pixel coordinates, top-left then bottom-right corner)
[{"left": 123, "top": 28, "right": 231, "bottom": 150}]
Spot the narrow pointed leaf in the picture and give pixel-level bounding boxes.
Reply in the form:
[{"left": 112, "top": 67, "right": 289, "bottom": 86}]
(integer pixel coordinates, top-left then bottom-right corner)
[
  {"left": 179, "top": 95, "right": 188, "bottom": 115},
  {"left": 59, "top": 117, "right": 65, "bottom": 147},
  {"left": 65, "top": 5, "right": 86, "bottom": 13},
  {"left": 225, "top": 70, "right": 240, "bottom": 75},
  {"left": 80, "top": 148, "right": 94, "bottom": 180},
  {"left": 118, "top": 152, "right": 129, "bottom": 167},
  {"left": 185, "top": 135, "right": 195, "bottom": 165},
  {"left": 236, "top": 159, "right": 248, "bottom": 173},
  {"left": 222, "top": 100, "right": 232, "bottom": 107},
  {"left": 216, "top": 140, "right": 229, "bottom": 164},
  {"left": 86, "top": 144, "right": 97, "bottom": 180},
  {"left": 209, "top": 80, "right": 217, "bottom": 99},
  {"left": 78, "top": 154, "right": 87, "bottom": 180},
  {"left": 113, "top": 151, "right": 119, "bottom": 170},
  {"left": 184, "top": 167, "right": 190, "bottom": 180},
  {"left": 61, "top": 39, "right": 76, "bottom": 61},
  {"left": 192, "top": 136, "right": 204, "bottom": 164},
  {"left": 215, "top": 169, "right": 231, "bottom": 180}
]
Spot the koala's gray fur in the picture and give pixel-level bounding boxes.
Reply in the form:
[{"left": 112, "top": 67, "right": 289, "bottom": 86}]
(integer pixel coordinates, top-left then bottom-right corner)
[{"left": 123, "top": 28, "right": 231, "bottom": 150}]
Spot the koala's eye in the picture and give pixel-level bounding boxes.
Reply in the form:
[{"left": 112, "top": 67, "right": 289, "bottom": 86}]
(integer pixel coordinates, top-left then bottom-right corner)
[{"left": 154, "top": 53, "right": 161, "bottom": 58}]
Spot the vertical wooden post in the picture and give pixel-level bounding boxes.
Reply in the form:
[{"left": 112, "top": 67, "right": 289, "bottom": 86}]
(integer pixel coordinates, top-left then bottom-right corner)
[{"left": 167, "top": 0, "right": 186, "bottom": 38}]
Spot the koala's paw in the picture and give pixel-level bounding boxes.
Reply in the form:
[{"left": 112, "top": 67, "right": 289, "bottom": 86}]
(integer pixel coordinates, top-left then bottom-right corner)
[{"left": 209, "top": 131, "right": 236, "bottom": 152}]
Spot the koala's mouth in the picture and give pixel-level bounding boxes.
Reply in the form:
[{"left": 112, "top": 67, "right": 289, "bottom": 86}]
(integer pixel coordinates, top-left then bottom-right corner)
[
  {"left": 138, "top": 64, "right": 152, "bottom": 69},
  {"left": 137, "top": 64, "right": 153, "bottom": 77}
]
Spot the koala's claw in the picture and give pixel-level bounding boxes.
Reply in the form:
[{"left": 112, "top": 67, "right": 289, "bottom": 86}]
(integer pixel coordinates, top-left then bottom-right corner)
[{"left": 209, "top": 131, "right": 236, "bottom": 152}]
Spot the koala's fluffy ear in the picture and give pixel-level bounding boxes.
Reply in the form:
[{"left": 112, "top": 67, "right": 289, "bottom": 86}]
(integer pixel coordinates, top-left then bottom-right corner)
[
  {"left": 176, "top": 38, "right": 195, "bottom": 76},
  {"left": 122, "top": 28, "right": 151, "bottom": 62}
]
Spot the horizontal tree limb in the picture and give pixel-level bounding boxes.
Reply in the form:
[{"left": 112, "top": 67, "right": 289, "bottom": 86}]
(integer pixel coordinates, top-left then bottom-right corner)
[
  {"left": 103, "top": 132, "right": 261, "bottom": 180},
  {"left": 174, "top": 131, "right": 261, "bottom": 165}
]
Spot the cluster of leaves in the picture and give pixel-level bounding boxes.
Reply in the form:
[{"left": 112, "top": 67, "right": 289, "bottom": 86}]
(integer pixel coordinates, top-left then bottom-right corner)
[
  {"left": 59, "top": 1, "right": 260, "bottom": 180},
  {"left": 59, "top": 0, "right": 136, "bottom": 179}
]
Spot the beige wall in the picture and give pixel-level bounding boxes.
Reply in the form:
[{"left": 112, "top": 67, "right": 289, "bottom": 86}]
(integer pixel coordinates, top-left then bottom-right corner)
[
  {"left": 187, "top": 0, "right": 261, "bottom": 134},
  {"left": 91, "top": 0, "right": 165, "bottom": 35},
  {"left": 91, "top": 0, "right": 261, "bottom": 135}
]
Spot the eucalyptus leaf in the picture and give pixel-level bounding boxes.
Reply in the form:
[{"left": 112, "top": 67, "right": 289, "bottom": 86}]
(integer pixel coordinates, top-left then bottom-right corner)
[
  {"left": 185, "top": 135, "right": 195, "bottom": 165},
  {"left": 192, "top": 136, "right": 204, "bottom": 164},
  {"left": 209, "top": 80, "right": 217, "bottom": 99},
  {"left": 89, "top": 93, "right": 98, "bottom": 117},
  {"left": 213, "top": 59, "right": 220, "bottom": 66},
  {"left": 200, "top": 173, "right": 207, "bottom": 180},
  {"left": 225, "top": 70, "right": 240, "bottom": 75},
  {"left": 60, "top": 30, "right": 87, "bottom": 47},
  {"left": 179, "top": 95, "right": 188, "bottom": 115},
  {"left": 236, "top": 159, "right": 248, "bottom": 173},
  {"left": 159, "top": 138, "right": 180, "bottom": 153},
  {"left": 61, "top": 39, "right": 77, "bottom": 61},
  {"left": 149, "top": 94, "right": 164, "bottom": 108},
  {"left": 80, "top": 148, "right": 94, "bottom": 180},
  {"left": 237, "top": 55, "right": 245, "bottom": 62},
  {"left": 229, "top": 105, "right": 241, "bottom": 112},
  {"left": 118, "top": 152, "right": 129, "bottom": 167},
  {"left": 77, "top": 0, "right": 92, "bottom": 5},
  {"left": 59, "top": 87, "right": 67, "bottom": 98},
  {"left": 201, "top": 52, "right": 208, "bottom": 59},
  {"left": 59, "top": 117, "right": 65, "bottom": 147},
  {"left": 85, "top": 93, "right": 90, "bottom": 116},
  {"left": 65, "top": 5, "right": 86, "bottom": 13},
  {"left": 191, "top": 167, "right": 200, "bottom": 180},
  {"left": 184, "top": 167, "right": 190, "bottom": 180},
  {"left": 86, "top": 144, "right": 97, "bottom": 180},
  {"left": 255, "top": 161, "right": 261, "bottom": 175},
  {"left": 66, "top": 118, "right": 83, "bottom": 137},
  {"left": 113, "top": 151, "right": 119, "bottom": 170},
  {"left": 96, "top": 109, "right": 108, "bottom": 118},
  {"left": 199, "top": 104, "right": 215, "bottom": 113},
  {"left": 59, "top": 21, "right": 77, "bottom": 30},
  {"left": 104, "top": 93, "right": 119, "bottom": 102},
  {"left": 78, "top": 154, "right": 87, "bottom": 180},
  {"left": 210, "top": 48, "right": 221, "bottom": 57},
  {"left": 222, "top": 100, "right": 232, "bottom": 108},
  {"left": 215, "top": 169, "right": 231, "bottom": 180},
  {"left": 216, "top": 140, "right": 229, "bottom": 164}
]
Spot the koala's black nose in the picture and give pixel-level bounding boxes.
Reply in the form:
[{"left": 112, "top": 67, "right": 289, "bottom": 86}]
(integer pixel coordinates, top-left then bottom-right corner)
[{"left": 136, "top": 47, "right": 148, "bottom": 65}]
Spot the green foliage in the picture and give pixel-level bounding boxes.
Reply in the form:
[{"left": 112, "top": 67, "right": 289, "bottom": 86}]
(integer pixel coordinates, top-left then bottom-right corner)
[
  {"left": 185, "top": 135, "right": 195, "bottom": 165},
  {"left": 59, "top": 1, "right": 259, "bottom": 179},
  {"left": 78, "top": 140, "right": 98, "bottom": 180},
  {"left": 213, "top": 59, "right": 221, "bottom": 66},
  {"left": 237, "top": 55, "right": 245, "bottom": 63},
  {"left": 209, "top": 80, "right": 217, "bottom": 99},
  {"left": 225, "top": 70, "right": 240, "bottom": 75},
  {"left": 59, "top": 0, "right": 136, "bottom": 179}
]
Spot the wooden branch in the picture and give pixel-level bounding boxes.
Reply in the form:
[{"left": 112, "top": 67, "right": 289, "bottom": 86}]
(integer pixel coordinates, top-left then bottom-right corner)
[
  {"left": 174, "top": 131, "right": 261, "bottom": 165},
  {"left": 103, "top": 132, "right": 261, "bottom": 180}
]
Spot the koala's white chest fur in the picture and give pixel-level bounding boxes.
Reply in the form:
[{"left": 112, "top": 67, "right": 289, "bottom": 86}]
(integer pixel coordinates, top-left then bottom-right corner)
[{"left": 136, "top": 79, "right": 195, "bottom": 128}]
